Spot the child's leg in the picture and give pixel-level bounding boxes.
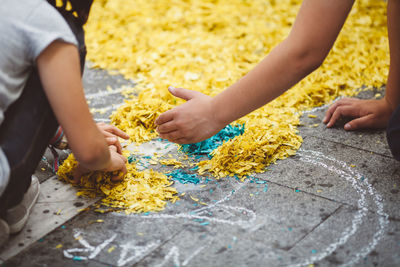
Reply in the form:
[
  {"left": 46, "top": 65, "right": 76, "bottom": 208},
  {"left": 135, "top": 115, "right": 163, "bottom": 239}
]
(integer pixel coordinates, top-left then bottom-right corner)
[
  {"left": 387, "top": 105, "right": 400, "bottom": 161},
  {"left": 0, "top": 69, "right": 59, "bottom": 216}
]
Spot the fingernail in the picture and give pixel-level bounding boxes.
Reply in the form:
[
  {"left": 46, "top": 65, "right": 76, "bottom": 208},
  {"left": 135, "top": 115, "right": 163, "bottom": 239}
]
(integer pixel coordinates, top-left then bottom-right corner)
[
  {"left": 168, "top": 86, "right": 175, "bottom": 91},
  {"left": 322, "top": 116, "right": 327, "bottom": 123},
  {"left": 344, "top": 123, "right": 351, "bottom": 130}
]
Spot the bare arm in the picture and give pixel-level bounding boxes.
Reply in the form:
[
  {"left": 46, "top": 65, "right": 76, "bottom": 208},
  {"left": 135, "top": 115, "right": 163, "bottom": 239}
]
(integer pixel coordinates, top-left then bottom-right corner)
[
  {"left": 37, "top": 41, "right": 127, "bottom": 174},
  {"left": 156, "top": 0, "right": 355, "bottom": 144},
  {"left": 324, "top": 0, "right": 400, "bottom": 130}
]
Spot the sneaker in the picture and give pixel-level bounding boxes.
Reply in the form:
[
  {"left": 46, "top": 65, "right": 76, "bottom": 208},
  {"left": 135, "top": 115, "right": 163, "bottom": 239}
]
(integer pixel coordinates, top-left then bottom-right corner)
[
  {"left": 6, "top": 176, "right": 40, "bottom": 234},
  {"left": 50, "top": 126, "right": 68, "bottom": 150},
  {"left": 0, "top": 219, "right": 9, "bottom": 248}
]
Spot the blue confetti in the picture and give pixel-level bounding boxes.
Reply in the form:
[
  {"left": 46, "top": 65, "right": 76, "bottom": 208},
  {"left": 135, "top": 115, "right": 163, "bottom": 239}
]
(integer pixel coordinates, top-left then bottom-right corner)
[
  {"left": 61, "top": 225, "right": 66, "bottom": 229},
  {"left": 361, "top": 176, "right": 365, "bottom": 181},
  {"left": 200, "top": 221, "right": 210, "bottom": 226},
  {"left": 295, "top": 188, "right": 301, "bottom": 193},
  {"left": 194, "top": 218, "right": 205, "bottom": 222},
  {"left": 143, "top": 212, "right": 150, "bottom": 215},
  {"left": 209, "top": 189, "right": 214, "bottom": 194},
  {"left": 227, "top": 245, "right": 232, "bottom": 249},
  {"left": 127, "top": 155, "right": 135, "bottom": 164},
  {"left": 288, "top": 227, "right": 292, "bottom": 231},
  {"left": 263, "top": 185, "right": 268, "bottom": 192},
  {"left": 311, "top": 249, "right": 317, "bottom": 254},
  {"left": 179, "top": 124, "right": 245, "bottom": 158},
  {"left": 73, "top": 256, "right": 83, "bottom": 261},
  {"left": 167, "top": 169, "right": 201, "bottom": 184}
]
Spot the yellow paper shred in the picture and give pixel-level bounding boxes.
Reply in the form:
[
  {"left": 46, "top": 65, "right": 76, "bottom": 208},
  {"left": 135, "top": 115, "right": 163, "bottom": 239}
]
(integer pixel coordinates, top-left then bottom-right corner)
[
  {"left": 57, "top": 154, "right": 179, "bottom": 214},
  {"left": 57, "top": 0, "right": 389, "bottom": 214},
  {"left": 83, "top": 0, "right": 387, "bottom": 179}
]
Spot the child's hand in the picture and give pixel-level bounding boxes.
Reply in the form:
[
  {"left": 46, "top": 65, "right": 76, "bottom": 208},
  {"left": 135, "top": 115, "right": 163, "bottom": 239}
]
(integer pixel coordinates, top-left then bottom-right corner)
[
  {"left": 103, "top": 145, "right": 127, "bottom": 181},
  {"left": 323, "top": 97, "right": 393, "bottom": 130},
  {"left": 97, "top": 123, "right": 129, "bottom": 154},
  {"left": 155, "top": 87, "right": 225, "bottom": 144},
  {"left": 72, "top": 145, "right": 127, "bottom": 183}
]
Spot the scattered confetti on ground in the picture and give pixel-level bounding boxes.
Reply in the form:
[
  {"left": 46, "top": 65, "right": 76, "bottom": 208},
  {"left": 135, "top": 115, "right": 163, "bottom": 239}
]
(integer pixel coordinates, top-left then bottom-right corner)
[
  {"left": 58, "top": 0, "right": 389, "bottom": 214},
  {"left": 57, "top": 154, "right": 179, "bottom": 214},
  {"left": 166, "top": 169, "right": 201, "bottom": 184}
]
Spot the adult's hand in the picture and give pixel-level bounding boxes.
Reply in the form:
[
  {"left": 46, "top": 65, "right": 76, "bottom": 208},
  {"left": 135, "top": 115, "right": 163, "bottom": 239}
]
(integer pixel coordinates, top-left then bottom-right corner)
[
  {"left": 155, "top": 87, "right": 225, "bottom": 144},
  {"left": 323, "top": 97, "right": 393, "bottom": 130}
]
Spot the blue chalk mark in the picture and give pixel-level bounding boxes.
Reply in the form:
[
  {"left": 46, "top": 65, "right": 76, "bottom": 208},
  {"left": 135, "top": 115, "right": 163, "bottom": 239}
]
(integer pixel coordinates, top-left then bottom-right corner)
[
  {"left": 179, "top": 124, "right": 245, "bottom": 158},
  {"left": 263, "top": 185, "right": 268, "bottom": 192}
]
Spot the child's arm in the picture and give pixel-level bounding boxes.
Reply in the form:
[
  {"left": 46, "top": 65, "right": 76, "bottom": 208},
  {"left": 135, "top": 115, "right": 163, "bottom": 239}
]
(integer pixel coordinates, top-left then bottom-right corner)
[
  {"left": 156, "top": 0, "right": 355, "bottom": 144},
  {"left": 37, "top": 41, "right": 127, "bottom": 175},
  {"left": 324, "top": 0, "right": 400, "bottom": 130}
]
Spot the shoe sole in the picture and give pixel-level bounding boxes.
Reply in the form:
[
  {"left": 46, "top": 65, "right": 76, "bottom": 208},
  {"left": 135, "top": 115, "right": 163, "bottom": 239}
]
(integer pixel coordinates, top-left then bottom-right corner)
[{"left": 9, "top": 177, "right": 40, "bottom": 234}]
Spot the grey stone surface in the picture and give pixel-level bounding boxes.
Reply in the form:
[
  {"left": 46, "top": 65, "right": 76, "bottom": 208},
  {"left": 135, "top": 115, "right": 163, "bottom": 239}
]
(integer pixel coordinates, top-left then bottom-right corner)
[{"left": 2, "top": 67, "right": 399, "bottom": 267}]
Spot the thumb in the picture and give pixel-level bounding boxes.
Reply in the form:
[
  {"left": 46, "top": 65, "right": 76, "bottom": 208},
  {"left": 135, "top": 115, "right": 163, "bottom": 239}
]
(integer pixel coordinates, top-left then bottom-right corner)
[{"left": 168, "top": 86, "right": 201, "bottom": 101}]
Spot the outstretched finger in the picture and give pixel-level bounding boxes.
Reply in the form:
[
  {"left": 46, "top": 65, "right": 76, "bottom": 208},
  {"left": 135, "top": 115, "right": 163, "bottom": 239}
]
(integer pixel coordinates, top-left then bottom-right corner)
[
  {"left": 168, "top": 87, "right": 203, "bottom": 101},
  {"left": 344, "top": 114, "right": 374, "bottom": 131},
  {"left": 326, "top": 105, "right": 359, "bottom": 128},
  {"left": 101, "top": 124, "right": 129, "bottom": 139},
  {"left": 159, "top": 130, "right": 183, "bottom": 142},
  {"left": 106, "top": 137, "right": 123, "bottom": 154},
  {"left": 155, "top": 110, "right": 175, "bottom": 125},
  {"left": 157, "top": 120, "right": 177, "bottom": 134},
  {"left": 323, "top": 98, "right": 356, "bottom": 124}
]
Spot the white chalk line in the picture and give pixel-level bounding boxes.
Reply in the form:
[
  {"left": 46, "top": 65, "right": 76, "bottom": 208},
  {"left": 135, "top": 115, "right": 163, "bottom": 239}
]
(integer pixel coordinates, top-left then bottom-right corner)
[
  {"left": 289, "top": 149, "right": 388, "bottom": 267},
  {"left": 309, "top": 150, "right": 389, "bottom": 267},
  {"left": 63, "top": 230, "right": 117, "bottom": 260},
  {"left": 112, "top": 178, "right": 257, "bottom": 229}
]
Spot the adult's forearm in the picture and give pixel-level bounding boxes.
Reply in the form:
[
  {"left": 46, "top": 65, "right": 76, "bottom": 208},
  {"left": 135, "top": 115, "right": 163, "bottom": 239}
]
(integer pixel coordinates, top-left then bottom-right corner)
[{"left": 212, "top": 39, "right": 321, "bottom": 126}]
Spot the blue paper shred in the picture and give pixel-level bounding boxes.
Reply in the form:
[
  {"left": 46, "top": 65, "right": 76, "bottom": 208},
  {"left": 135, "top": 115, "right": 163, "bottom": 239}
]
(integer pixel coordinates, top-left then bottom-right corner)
[
  {"left": 263, "top": 185, "right": 268, "bottom": 192},
  {"left": 167, "top": 169, "right": 201, "bottom": 184},
  {"left": 179, "top": 124, "right": 245, "bottom": 158},
  {"left": 200, "top": 221, "right": 210, "bottom": 226},
  {"left": 73, "top": 256, "right": 83, "bottom": 261}
]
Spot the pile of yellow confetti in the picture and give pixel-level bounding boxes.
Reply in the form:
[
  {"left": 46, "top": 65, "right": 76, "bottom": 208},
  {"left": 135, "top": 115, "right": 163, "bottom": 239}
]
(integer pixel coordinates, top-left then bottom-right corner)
[
  {"left": 59, "top": 0, "right": 389, "bottom": 213},
  {"left": 57, "top": 153, "right": 179, "bottom": 213}
]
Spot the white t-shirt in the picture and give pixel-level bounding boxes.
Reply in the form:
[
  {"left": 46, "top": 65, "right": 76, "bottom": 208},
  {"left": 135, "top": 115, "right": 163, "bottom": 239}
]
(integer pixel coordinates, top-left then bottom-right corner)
[{"left": 0, "top": 0, "right": 78, "bottom": 195}]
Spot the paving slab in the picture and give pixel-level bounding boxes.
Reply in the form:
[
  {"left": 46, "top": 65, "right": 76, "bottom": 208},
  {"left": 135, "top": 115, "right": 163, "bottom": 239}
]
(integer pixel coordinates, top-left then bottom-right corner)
[{"left": 1, "top": 66, "right": 399, "bottom": 267}]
